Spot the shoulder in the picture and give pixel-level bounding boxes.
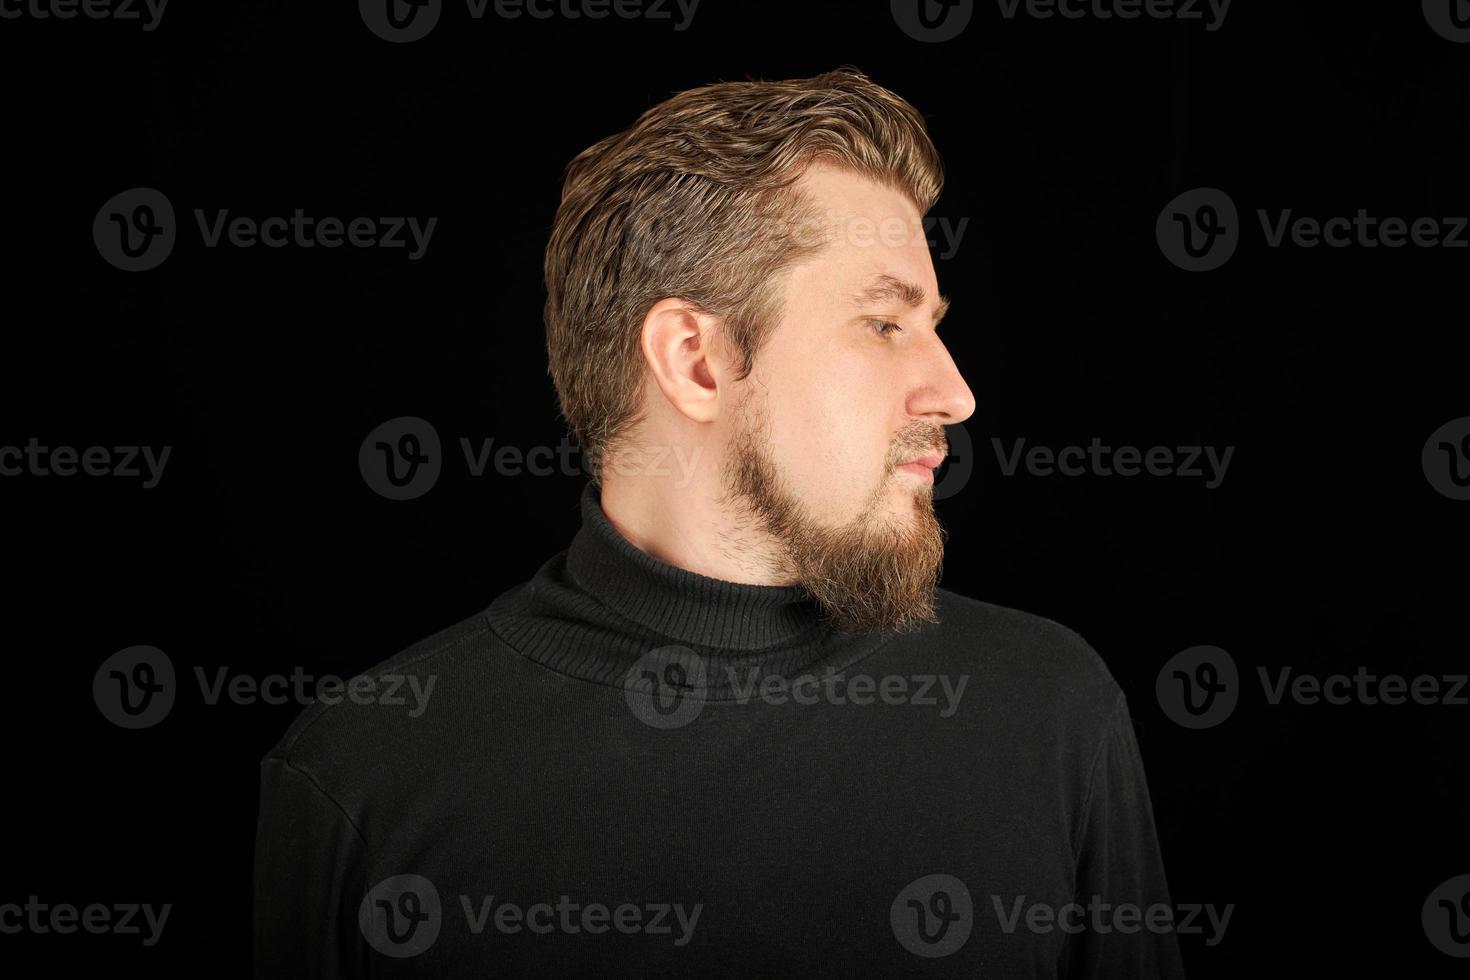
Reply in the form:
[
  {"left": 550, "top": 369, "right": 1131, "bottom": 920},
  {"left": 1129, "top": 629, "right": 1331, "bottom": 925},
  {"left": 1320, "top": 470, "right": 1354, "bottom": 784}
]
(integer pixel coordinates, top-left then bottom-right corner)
[
  {"left": 261, "top": 607, "right": 501, "bottom": 774},
  {"left": 930, "top": 587, "right": 1123, "bottom": 713}
]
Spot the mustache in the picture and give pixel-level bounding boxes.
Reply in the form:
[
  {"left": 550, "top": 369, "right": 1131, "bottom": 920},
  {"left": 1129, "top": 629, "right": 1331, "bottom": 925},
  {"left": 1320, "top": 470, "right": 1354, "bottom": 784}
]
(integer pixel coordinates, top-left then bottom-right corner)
[{"left": 889, "top": 423, "right": 949, "bottom": 466}]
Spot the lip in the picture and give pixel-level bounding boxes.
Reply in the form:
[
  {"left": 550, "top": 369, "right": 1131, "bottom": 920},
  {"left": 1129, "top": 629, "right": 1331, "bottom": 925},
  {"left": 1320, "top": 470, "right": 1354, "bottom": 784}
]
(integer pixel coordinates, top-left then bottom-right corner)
[{"left": 897, "top": 454, "right": 945, "bottom": 481}]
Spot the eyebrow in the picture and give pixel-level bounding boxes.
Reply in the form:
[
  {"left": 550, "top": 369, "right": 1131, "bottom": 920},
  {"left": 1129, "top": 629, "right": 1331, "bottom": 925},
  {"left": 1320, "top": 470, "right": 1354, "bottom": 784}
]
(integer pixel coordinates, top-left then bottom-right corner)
[{"left": 850, "top": 274, "right": 951, "bottom": 326}]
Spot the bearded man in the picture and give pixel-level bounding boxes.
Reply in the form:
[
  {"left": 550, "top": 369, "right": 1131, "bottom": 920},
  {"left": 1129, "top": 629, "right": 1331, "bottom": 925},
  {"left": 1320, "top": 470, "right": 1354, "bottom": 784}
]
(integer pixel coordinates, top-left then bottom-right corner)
[{"left": 253, "top": 67, "right": 1184, "bottom": 979}]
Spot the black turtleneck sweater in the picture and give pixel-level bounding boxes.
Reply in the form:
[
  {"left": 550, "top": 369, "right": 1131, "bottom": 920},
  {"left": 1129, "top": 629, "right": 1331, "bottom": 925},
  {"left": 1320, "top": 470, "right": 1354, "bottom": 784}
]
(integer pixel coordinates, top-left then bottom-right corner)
[{"left": 253, "top": 486, "right": 1184, "bottom": 978}]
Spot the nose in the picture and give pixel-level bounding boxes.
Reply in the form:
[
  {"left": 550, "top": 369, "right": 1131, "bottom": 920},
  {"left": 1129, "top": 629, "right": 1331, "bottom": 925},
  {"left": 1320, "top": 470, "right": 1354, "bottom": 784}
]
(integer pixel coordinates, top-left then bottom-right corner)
[{"left": 905, "top": 331, "right": 975, "bottom": 425}]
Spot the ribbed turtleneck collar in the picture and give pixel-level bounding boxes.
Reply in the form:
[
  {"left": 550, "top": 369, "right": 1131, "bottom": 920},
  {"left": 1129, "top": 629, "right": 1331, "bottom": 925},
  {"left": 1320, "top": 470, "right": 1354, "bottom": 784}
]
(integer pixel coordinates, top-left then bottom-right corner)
[
  {"left": 486, "top": 485, "right": 893, "bottom": 695},
  {"left": 565, "top": 484, "right": 819, "bottom": 650}
]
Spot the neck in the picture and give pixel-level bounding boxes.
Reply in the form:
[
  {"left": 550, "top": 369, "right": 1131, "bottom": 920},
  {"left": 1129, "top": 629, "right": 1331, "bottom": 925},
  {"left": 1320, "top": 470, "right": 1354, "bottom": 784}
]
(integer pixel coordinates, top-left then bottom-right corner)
[
  {"left": 598, "top": 470, "right": 795, "bottom": 587},
  {"left": 485, "top": 483, "right": 892, "bottom": 695}
]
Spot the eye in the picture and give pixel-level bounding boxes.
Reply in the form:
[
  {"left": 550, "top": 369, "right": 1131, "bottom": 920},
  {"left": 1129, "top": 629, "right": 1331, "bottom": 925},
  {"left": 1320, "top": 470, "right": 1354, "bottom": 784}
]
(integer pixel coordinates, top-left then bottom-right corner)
[{"left": 868, "top": 319, "right": 903, "bottom": 338}]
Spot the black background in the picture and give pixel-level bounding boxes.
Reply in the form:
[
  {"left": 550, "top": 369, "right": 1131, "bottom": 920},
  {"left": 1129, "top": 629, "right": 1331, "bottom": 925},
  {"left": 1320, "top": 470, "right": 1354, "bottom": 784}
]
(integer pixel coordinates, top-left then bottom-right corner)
[{"left": 3, "top": 0, "right": 1468, "bottom": 975}]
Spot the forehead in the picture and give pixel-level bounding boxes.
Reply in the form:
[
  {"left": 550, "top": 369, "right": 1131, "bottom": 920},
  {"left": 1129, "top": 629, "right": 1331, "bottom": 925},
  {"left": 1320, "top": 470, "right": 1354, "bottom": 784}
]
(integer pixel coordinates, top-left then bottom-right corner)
[{"left": 786, "top": 162, "right": 940, "bottom": 299}]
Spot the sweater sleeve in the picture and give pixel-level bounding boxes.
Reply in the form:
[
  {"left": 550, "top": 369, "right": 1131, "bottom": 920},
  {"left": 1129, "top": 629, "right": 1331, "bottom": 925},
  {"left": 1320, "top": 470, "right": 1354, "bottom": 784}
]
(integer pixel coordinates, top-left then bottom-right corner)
[
  {"left": 253, "top": 755, "right": 370, "bottom": 979},
  {"left": 1062, "top": 694, "right": 1187, "bottom": 979}
]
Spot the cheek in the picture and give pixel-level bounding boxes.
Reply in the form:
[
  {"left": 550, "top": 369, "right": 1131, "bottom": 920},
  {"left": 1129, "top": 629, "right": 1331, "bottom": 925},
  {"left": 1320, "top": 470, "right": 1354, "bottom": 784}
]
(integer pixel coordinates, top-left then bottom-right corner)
[{"left": 759, "top": 359, "right": 896, "bottom": 506}]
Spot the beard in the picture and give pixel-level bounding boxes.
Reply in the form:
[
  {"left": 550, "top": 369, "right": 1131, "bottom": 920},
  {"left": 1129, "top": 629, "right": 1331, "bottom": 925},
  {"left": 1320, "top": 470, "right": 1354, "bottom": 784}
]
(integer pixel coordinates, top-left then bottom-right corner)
[{"left": 722, "top": 401, "right": 949, "bottom": 635}]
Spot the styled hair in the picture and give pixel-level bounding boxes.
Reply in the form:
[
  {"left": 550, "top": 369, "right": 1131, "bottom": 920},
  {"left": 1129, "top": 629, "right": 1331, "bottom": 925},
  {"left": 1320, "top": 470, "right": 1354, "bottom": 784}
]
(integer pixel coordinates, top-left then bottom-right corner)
[{"left": 543, "top": 66, "right": 944, "bottom": 480}]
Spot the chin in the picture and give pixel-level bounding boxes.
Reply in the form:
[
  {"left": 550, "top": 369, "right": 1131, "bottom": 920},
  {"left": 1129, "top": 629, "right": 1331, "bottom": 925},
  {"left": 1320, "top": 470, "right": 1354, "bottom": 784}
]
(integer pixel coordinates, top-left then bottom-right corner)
[{"left": 877, "top": 483, "right": 923, "bottom": 526}]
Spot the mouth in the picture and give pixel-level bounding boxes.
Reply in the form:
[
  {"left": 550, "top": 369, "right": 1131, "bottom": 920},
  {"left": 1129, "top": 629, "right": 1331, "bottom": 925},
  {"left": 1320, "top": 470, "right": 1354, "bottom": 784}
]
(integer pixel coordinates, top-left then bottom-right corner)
[{"left": 896, "top": 454, "right": 945, "bottom": 482}]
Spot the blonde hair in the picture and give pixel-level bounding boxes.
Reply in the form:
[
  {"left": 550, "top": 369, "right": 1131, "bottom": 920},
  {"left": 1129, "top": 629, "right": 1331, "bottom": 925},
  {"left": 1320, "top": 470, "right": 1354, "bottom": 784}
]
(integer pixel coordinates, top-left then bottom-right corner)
[{"left": 543, "top": 66, "right": 944, "bottom": 480}]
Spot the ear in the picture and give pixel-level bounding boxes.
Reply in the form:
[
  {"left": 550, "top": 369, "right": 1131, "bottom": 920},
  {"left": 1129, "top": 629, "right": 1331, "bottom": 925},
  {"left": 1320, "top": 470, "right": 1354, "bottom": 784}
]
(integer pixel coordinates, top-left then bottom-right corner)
[{"left": 640, "top": 297, "right": 726, "bottom": 424}]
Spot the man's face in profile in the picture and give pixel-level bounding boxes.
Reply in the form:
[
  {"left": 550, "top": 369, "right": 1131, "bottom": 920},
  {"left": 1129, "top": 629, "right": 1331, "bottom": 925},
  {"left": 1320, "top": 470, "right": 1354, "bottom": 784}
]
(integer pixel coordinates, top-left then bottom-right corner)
[{"left": 721, "top": 162, "right": 976, "bottom": 633}]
